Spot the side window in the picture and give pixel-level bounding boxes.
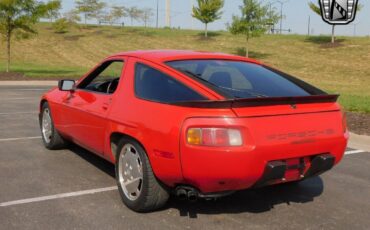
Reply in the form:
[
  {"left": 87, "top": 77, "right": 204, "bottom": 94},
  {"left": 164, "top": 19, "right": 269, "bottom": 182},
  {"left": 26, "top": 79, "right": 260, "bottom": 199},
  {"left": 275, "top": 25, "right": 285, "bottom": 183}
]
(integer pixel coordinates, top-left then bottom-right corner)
[
  {"left": 134, "top": 63, "right": 206, "bottom": 103},
  {"left": 78, "top": 61, "right": 124, "bottom": 94}
]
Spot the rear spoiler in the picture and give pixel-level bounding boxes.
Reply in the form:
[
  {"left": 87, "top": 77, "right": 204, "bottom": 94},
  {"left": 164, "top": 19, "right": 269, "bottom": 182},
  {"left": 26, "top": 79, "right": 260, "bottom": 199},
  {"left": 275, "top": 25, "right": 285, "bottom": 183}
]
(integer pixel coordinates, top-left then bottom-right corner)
[{"left": 171, "top": 94, "right": 339, "bottom": 109}]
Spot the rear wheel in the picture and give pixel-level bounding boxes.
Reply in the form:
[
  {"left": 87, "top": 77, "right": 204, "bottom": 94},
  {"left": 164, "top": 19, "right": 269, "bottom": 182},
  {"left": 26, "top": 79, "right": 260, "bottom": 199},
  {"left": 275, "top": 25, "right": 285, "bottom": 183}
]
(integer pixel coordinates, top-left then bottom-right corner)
[
  {"left": 115, "top": 137, "right": 169, "bottom": 212},
  {"left": 40, "top": 102, "right": 67, "bottom": 150}
]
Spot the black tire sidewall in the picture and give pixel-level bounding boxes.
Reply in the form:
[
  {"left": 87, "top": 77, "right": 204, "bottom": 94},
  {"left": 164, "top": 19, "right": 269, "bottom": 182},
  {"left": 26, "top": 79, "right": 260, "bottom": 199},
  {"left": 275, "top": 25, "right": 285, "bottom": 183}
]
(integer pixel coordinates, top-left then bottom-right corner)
[
  {"left": 40, "top": 103, "right": 55, "bottom": 148},
  {"left": 40, "top": 102, "right": 67, "bottom": 150}
]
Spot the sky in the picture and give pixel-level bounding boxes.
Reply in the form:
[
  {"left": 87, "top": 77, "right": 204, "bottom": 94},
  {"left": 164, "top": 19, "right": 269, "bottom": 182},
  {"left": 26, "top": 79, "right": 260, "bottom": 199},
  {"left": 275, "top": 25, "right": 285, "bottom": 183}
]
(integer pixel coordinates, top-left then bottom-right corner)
[{"left": 58, "top": 0, "right": 370, "bottom": 36}]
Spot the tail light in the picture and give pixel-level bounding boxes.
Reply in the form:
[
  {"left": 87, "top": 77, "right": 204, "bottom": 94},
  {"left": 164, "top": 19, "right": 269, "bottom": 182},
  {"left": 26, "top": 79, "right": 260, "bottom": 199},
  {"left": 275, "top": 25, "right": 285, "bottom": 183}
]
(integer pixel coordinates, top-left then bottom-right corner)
[{"left": 187, "top": 128, "right": 243, "bottom": 146}]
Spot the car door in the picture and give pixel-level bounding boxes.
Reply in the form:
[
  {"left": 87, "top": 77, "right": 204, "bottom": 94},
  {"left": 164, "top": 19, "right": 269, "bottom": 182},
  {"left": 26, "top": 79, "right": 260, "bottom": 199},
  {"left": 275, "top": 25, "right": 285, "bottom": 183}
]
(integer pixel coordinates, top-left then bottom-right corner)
[{"left": 61, "top": 58, "right": 126, "bottom": 154}]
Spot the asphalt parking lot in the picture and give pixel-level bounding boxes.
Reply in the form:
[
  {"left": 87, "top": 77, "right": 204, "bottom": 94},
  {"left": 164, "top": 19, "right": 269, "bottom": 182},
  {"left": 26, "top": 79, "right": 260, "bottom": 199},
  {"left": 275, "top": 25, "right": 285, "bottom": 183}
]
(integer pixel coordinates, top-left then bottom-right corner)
[{"left": 0, "top": 85, "right": 369, "bottom": 230}]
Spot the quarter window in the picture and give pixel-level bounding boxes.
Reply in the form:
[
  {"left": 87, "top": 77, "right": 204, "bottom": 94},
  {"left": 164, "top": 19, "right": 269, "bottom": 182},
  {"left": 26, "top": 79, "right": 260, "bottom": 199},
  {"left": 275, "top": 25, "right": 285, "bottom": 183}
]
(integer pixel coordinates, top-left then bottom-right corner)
[{"left": 134, "top": 63, "right": 206, "bottom": 103}]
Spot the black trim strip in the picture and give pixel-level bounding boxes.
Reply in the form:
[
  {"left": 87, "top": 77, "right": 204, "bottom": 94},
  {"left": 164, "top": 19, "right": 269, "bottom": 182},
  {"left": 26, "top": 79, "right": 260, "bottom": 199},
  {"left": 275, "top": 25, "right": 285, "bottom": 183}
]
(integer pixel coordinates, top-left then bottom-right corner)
[
  {"left": 171, "top": 95, "right": 339, "bottom": 108},
  {"left": 232, "top": 94, "right": 338, "bottom": 108}
]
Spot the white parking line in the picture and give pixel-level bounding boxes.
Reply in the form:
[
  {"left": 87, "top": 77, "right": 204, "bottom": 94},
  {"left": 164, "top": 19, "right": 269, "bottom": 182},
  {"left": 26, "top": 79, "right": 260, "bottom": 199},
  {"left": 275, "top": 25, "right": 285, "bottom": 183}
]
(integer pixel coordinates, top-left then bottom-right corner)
[
  {"left": 0, "top": 98, "right": 39, "bottom": 101},
  {"left": 0, "top": 136, "right": 41, "bottom": 142},
  {"left": 0, "top": 186, "right": 118, "bottom": 207},
  {"left": 12, "top": 89, "right": 48, "bottom": 91},
  {"left": 0, "top": 112, "right": 38, "bottom": 115},
  {"left": 345, "top": 149, "right": 366, "bottom": 155}
]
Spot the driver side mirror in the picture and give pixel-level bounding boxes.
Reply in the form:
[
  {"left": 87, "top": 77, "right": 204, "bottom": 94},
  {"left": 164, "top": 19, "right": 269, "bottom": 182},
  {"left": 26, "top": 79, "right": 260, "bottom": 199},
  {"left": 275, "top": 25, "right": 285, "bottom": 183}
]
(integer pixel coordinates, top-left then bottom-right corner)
[{"left": 58, "top": 80, "right": 76, "bottom": 91}]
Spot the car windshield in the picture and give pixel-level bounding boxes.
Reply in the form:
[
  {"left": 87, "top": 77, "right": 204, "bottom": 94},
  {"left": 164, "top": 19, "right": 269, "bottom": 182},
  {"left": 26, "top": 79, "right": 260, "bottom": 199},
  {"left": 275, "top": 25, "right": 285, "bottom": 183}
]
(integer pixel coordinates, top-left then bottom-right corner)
[{"left": 166, "top": 60, "right": 312, "bottom": 99}]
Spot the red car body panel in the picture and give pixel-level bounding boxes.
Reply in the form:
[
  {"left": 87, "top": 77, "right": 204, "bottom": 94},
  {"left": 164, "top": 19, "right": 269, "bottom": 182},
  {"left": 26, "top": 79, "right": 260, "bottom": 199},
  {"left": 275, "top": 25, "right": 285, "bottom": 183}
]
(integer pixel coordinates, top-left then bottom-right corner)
[
  {"left": 180, "top": 112, "right": 347, "bottom": 193},
  {"left": 40, "top": 50, "right": 348, "bottom": 194}
]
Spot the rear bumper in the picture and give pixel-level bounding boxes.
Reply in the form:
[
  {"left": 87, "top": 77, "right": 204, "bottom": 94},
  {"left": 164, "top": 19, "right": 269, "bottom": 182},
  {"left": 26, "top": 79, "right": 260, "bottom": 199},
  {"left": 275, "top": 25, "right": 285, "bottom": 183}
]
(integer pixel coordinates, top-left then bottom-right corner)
[
  {"left": 179, "top": 135, "right": 348, "bottom": 193},
  {"left": 179, "top": 114, "right": 348, "bottom": 193}
]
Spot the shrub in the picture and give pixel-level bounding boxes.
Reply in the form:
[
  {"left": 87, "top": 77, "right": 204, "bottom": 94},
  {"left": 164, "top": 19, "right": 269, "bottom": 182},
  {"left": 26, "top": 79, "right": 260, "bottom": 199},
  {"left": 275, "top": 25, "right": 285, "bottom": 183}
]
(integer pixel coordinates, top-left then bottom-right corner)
[{"left": 53, "top": 18, "right": 69, "bottom": 33}]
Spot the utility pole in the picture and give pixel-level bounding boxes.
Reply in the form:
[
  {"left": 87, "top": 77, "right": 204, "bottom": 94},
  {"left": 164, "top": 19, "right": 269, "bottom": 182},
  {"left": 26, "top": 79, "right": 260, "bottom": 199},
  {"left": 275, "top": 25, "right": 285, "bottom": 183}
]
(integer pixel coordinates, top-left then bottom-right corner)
[
  {"left": 273, "top": 0, "right": 289, "bottom": 34},
  {"left": 190, "top": 0, "right": 194, "bottom": 30},
  {"left": 156, "top": 0, "right": 159, "bottom": 28},
  {"left": 353, "top": 22, "right": 359, "bottom": 37},
  {"left": 268, "top": 2, "right": 273, "bottom": 34},
  {"left": 308, "top": 15, "right": 310, "bottom": 36},
  {"left": 279, "top": 2, "right": 283, "bottom": 34},
  {"left": 166, "top": 0, "right": 170, "bottom": 27}
]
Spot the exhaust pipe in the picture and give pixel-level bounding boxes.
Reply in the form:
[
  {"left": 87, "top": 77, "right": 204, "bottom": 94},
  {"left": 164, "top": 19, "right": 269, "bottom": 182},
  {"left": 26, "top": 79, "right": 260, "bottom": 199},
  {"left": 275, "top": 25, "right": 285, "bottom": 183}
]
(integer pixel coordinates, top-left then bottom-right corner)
[
  {"left": 187, "top": 190, "right": 198, "bottom": 202},
  {"left": 176, "top": 185, "right": 234, "bottom": 201},
  {"left": 176, "top": 188, "right": 187, "bottom": 200},
  {"left": 176, "top": 186, "right": 199, "bottom": 201}
]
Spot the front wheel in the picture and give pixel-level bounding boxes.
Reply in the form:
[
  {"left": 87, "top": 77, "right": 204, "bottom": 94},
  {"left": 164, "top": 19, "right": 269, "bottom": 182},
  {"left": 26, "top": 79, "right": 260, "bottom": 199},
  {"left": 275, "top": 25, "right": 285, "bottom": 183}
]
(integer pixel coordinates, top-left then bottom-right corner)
[
  {"left": 40, "top": 102, "right": 67, "bottom": 150},
  {"left": 115, "top": 137, "right": 169, "bottom": 212}
]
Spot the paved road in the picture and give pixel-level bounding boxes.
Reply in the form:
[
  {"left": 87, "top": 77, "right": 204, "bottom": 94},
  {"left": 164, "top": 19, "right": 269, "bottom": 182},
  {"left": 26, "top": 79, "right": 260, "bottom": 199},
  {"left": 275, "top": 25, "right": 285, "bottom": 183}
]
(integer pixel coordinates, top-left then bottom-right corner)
[{"left": 0, "top": 86, "right": 369, "bottom": 230}]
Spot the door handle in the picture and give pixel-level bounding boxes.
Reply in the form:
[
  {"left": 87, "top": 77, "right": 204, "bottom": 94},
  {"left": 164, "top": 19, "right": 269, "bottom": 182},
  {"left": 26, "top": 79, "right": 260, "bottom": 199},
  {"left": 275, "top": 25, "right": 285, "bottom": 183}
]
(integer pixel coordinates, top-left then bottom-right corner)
[
  {"left": 102, "top": 98, "right": 112, "bottom": 110},
  {"left": 102, "top": 103, "right": 109, "bottom": 110}
]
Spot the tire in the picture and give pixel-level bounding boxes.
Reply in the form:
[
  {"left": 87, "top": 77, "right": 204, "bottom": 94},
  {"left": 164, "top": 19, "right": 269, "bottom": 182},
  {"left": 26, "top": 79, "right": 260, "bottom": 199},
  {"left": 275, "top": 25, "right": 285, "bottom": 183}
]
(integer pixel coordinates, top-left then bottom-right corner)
[
  {"left": 40, "top": 102, "right": 67, "bottom": 150},
  {"left": 115, "top": 137, "right": 169, "bottom": 212}
]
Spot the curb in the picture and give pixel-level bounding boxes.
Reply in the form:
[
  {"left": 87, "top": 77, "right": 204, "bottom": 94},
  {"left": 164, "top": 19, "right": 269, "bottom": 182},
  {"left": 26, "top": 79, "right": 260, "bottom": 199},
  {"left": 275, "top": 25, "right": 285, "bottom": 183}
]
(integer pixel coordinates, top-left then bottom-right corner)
[
  {"left": 0, "top": 81, "right": 57, "bottom": 86},
  {"left": 348, "top": 132, "right": 370, "bottom": 152}
]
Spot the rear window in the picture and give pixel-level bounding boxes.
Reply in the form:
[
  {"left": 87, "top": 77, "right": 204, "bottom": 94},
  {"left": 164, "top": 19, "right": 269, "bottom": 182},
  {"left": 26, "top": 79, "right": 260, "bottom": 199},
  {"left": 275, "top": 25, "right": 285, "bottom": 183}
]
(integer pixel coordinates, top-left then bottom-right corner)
[
  {"left": 134, "top": 63, "right": 206, "bottom": 103},
  {"left": 166, "top": 60, "right": 315, "bottom": 99}
]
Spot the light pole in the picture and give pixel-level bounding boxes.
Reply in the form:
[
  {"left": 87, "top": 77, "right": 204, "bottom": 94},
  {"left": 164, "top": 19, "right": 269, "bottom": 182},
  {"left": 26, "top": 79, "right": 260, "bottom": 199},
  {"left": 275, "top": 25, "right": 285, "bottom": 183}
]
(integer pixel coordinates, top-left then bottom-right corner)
[
  {"left": 353, "top": 22, "right": 359, "bottom": 37},
  {"left": 268, "top": 2, "right": 276, "bottom": 34},
  {"left": 156, "top": 0, "right": 159, "bottom": 28},
  {"left": 271, "top": 0, "right": 289, "bottom": 34},
  {"left": 166, "top": 0, "right": 171, "bottom": 27},
  {"left": 190, "top": 0, "right": 194, "bottom": 30}
]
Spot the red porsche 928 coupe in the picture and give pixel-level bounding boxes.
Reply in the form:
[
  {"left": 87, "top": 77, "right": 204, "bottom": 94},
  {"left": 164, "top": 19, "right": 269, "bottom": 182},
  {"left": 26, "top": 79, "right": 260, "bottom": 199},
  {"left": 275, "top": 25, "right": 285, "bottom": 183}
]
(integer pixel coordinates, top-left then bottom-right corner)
[{"left": 39, "top": 50, "right": 348, "bottom": 212}]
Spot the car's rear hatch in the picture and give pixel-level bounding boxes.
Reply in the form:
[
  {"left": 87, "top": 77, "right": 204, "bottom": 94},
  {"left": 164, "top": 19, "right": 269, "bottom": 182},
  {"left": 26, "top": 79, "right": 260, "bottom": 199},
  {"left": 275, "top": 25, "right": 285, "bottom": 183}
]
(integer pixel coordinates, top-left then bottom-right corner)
[
  {"left": 177, "top": 94, "right": 347, "bottom": 159},
  {"left": 230, "top": 95, "right": 347, "bottom": 161},
  {"left": 178, "top": 95, "right": 348, "bottom": 192}
]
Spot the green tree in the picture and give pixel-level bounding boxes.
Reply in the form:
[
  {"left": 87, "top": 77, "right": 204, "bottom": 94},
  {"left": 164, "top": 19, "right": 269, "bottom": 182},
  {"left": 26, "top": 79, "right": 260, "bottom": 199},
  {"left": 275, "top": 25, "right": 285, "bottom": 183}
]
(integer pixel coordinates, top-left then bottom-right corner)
[
  {"left": 125, "top": 6, "right": 141, "bottom": 26},
  {"left": 91, "top": 1, "right": 106, "bottom": 23},
  {"left": 140, "top": 8, "right": 153, "bottom": 28},
  {"left": 64, "top": 9, "right": 81, "bottom": 24},
  {"left": 44, "top": 0, "right": 61, "bottom": 23},
  {"left": 192, "top": 0, "right": 224, "bottom": 38},
  {"left": 0, "top": 0, "right": 47, "bottom": 72},
  {"left": 99, "top": 11, "right": 113, "bottom": 25},
  {"left": 266, "top": 4, "right": 280, "bottom": 34},
  {"left": 228, "top": 0, "right": 273, "bottom": 57},
  {"left": 75, "top": 0, "right": 105, "bottom": 25},
  {"left": 111, "top": 6, "right": 126, "bottom": 24},
  {"left": 52, "top": 17, "right": 69, "bottom": 33},
  {"left": 101, "top": 6, "right": 126, "bottom": 26},
  {"left": 53, "top": 9, "right": 82, "bottom": 33},
  {"left": 308, "top": 1, "right": 362, "bottom": 43}
]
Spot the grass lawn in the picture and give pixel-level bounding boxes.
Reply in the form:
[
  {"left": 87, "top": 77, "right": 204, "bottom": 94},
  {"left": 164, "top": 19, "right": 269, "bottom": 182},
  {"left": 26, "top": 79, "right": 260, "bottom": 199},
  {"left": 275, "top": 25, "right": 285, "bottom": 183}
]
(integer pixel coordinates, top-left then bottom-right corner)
[{"left": 0, "top": 23, "right": 369, "bottom": 112}]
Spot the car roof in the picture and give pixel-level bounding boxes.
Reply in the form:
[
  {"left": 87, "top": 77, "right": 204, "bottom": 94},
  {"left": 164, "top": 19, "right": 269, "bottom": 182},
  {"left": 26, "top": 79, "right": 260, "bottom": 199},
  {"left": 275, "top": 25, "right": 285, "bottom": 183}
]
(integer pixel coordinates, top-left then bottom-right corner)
[{"left": 110, "top": 50, "right": 261, "bottom": 64}]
